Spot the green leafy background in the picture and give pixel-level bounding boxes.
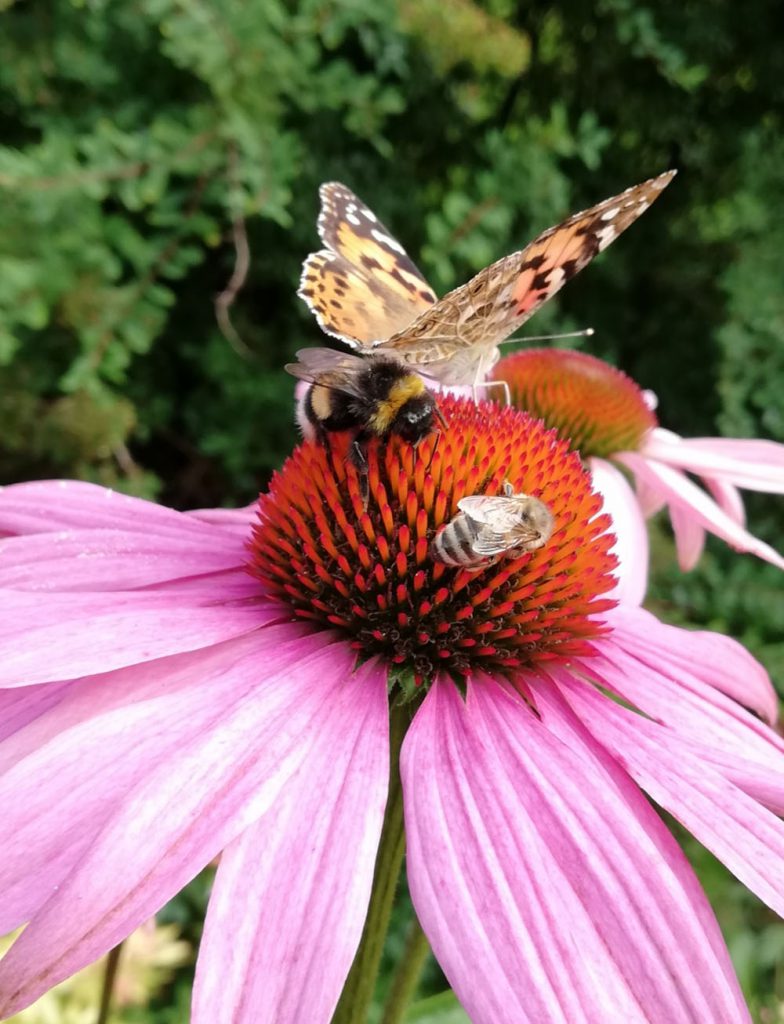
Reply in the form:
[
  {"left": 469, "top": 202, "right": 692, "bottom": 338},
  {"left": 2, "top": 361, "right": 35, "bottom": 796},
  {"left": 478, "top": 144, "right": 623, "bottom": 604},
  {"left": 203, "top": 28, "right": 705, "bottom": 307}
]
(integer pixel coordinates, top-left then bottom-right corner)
[{"left": 2, "top": 0, "right": 783, "bottom": 1019}]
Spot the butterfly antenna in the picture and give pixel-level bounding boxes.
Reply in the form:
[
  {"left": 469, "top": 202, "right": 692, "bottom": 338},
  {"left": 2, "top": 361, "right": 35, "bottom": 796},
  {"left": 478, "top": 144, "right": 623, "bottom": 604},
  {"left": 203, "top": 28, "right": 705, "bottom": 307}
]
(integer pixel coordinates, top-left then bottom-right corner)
[{"left": 521, "top": 328, "right": 595, "bottom": 343}]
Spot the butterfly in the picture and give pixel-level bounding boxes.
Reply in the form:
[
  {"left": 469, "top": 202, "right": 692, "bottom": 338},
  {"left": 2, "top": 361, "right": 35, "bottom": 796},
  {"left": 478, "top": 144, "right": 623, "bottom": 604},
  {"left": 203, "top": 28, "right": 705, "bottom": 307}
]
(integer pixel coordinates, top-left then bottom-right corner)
[{"left": 298, "top": 170, "right": 676, "bottom": 390}]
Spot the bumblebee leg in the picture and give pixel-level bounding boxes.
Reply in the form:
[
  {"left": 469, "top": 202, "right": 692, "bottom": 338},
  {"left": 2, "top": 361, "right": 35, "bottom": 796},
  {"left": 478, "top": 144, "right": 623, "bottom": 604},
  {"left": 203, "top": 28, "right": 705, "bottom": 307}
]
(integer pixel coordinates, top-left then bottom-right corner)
[{"left": 349, "top": 436, "right": 370, "bottom": 507}]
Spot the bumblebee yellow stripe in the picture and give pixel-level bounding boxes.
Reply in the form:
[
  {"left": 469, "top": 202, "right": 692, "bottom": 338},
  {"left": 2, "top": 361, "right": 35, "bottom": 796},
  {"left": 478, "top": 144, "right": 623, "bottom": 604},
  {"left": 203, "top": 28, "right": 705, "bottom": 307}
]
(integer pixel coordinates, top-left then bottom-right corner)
[{"left": 370, "top": 375, "right": 425, "bottom": 432}]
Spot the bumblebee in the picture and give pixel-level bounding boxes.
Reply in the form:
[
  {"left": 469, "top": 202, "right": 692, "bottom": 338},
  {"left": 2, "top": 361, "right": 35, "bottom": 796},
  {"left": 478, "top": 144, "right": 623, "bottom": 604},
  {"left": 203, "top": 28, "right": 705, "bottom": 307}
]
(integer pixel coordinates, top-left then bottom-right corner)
[
  {"left": 285, "top": 347, "right": 443, "bottom": 496},
  {"left": 431, "top": 481, "right": 554, "bottom": 571}
]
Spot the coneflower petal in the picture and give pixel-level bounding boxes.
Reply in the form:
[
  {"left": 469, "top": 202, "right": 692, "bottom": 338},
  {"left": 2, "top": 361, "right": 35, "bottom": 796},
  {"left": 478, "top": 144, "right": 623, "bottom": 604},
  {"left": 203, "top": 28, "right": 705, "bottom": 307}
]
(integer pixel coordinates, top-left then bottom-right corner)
[
  {"left": 588, "top": 456, "right": 648, "bottom": 605},
  {"left": 617, "top": 452, "right": 784, "bottom": 569},
  {"left": 557, "top": 672, "right": 784, "bottom": 918},
  {"left": 403, "top": 676, "right": 749, "bottom": 1024},
  {"left": 192, "top": 659, "right": 389, "bottom": 1024},
  {"left": 0, "top": 635, "right": 359, "bottom": 1017},
  {"left": 641, "top": 432, "right": 784, "bottom": 493}
]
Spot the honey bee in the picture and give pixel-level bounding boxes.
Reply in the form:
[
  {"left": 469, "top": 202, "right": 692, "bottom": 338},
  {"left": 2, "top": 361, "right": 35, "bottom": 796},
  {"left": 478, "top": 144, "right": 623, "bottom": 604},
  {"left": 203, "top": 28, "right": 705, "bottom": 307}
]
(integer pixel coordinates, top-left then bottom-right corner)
[
  {"left": 431, "top": 482, "right": 554, "bottom": 571},
  {"left": 299, "top": 173, "right": 675, "bottom": 393},
  {"left": 285, "top": 347, "right": 443, "bottom": 498}
]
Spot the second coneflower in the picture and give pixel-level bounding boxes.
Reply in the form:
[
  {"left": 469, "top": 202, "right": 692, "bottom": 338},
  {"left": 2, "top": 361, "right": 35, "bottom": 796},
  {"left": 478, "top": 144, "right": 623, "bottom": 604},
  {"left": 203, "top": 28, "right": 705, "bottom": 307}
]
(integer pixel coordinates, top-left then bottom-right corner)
[
  {"left": 1, "top": 396, "right": 782, "bottom": 1024},
  {"left": 495, "top": 347, "right": 784, "bottom": 588}
]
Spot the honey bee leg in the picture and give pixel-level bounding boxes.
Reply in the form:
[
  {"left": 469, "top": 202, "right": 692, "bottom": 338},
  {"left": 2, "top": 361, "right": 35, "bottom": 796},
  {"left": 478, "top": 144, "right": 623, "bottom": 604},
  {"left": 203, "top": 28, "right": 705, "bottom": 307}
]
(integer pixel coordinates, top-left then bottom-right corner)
[{"left": 349, "top": 437, "right": 370, "bottom": 506}]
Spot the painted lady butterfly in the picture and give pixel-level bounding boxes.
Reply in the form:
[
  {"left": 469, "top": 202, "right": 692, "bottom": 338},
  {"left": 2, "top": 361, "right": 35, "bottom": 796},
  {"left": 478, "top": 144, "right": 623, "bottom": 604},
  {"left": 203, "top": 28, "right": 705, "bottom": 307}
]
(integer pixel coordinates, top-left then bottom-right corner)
[{"left": 298, "top": 171, "right": 675, "bottom": 388}]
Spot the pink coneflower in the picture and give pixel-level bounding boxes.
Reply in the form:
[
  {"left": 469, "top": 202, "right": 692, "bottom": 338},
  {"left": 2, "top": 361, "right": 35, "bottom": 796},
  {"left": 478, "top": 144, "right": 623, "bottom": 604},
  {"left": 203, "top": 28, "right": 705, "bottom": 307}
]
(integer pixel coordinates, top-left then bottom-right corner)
[
  {"left": 1, "top": 396, "right": 783, "bottom": 1023},
  {"left": 495, "top": 348, "right": 784, "bottom": 585}
]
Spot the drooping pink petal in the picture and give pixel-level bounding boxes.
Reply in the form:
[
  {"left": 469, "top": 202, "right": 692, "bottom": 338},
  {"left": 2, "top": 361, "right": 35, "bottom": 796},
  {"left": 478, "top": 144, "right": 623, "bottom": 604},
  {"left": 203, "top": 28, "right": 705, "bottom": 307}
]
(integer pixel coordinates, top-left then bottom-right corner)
[
  {"left": 607, "top": 605, "right": 779, "bottom": 723},
  {"left": 0, "top": 529, "right": 244, "bottom": 591},
  {"left": 192, "top": 659, "right": 389, "bottom": 1024},
  {"left": 589, "top": 456, "right": 648, "bottom": 605},
  {"left": 0, "top": 624, "right": 317, "bottom": 932},
  {"left": 0, "top": 588, "right": 283, "bottom": 686},
  {"left": 556, "top": 670, "right": 784, "bottom": 919},
  {"left": 630, "top": 455, "right": 668, "bottom": 517},
  {"left": 0, "top": 633, "right": 359, "bottom": 1016},
  {"left": 669, "top": 501, "right": 706, "bottom": 571},
  {"left": 0, "top": 480, "right": 229, "bottom": 538},
  {"left": 705, "top": 477, "right": 746, "bottom": 525},
  {"left": 582, "top": 614, "right": 784, "bottom": 812},
  {"left": 641, "top": 430, "right": 784, "bottom": 493},
  {"left": 403, "top": 674, "right": 749, "bottom": 1024},
  {"left": 618, "top": 451, "right": 784, "bottom": 569}
]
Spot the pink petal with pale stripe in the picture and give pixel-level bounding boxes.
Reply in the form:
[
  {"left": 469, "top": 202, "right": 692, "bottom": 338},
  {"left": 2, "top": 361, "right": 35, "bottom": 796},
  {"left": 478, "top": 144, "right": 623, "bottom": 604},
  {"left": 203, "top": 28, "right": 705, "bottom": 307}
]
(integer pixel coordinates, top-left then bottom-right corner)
[
  {"left": 669, "top": 501, "right": 706, "bottom": 571},
  {"left": 0, "top": 588, "right": 282, "bottom": 686},
  {"left": 607, "top": 604, "right": 779, "bottom": 723},
  {"left": 705, "top": 477, "right": 746, "bottom": 525},
  {"left": 187, "top": 504, "right": 257, "bottom": 536},
  {"left": 641, "top": 430, "right": 784, "bottom": 493},
  {"left": 403, "top": 675, "right": 748, "bottom": 1024},
  {"left": 556, "top": 670, "right": 784, "bottom": 919},
  {"left": 0, "top": 680, "right": 77, "bottom": 744},
  {"left": 618, "top": 451, "right": 784, "bottom": 569},
  {"left": 0, "top": 635, "right": 358, "bottom": 1016},
  {"left": 0, "top": 480, "right": 227, "bottom": 538},
  {"left": 580, "top": 614, "right": 784, "bottom": 812},
  {"left": 0, "top": 529, "right": 244, "bottom": 591},
  {"left": 0, "top": 624, "right": 317, "bottom": 932},
  {"left": 193, "top": 659, "right": 389, "bottom": 1024},
  {"left": 588, "top": 457, "right": 647, "bottom": 605}
]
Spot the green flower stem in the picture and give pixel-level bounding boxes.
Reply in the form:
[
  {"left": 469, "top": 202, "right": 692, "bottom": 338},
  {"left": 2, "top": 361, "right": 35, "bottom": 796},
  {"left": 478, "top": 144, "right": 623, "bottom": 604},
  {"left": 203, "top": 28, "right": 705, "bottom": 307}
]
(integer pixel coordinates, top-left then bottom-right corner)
[
  {"left": 96, "top": 942, "right": 123, "bottom": 1024},
  {"left": 379, "top": 915, "right": 431, "bottom": 1024},
  {"left": 332, "top": 701, "right": 410, "bottom": 1024}
]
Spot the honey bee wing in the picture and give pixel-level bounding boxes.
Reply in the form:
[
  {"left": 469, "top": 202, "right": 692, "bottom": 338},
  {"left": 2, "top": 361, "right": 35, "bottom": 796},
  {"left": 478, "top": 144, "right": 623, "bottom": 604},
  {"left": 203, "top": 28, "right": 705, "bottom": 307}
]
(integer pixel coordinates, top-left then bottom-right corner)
[
  {"left": 298, "top": 183, "right": 437, "bottom": 348},
  {"left": 284, "top": 347, "right": 368, "bottom": 399},
  {"left": 457, "top": 495, "right": 521, "bottom": 528},
  {"left": 470, "top": 522, "right": 544, "bottom": 557},
  {"left": 373, "top": 171, "right": 676, "bottom": 378}
]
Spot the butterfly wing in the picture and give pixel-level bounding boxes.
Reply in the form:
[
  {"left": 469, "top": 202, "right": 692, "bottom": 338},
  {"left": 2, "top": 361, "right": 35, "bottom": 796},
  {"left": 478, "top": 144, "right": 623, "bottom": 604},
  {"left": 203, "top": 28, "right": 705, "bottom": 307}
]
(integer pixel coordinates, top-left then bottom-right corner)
[
  {"left": 376, "top": 170, "right": 676, "bottom": 382},
  {"left": 298, "top": 183, "right": 437, "bottom": 347},
  {"left": 284, "top": 347, "right": 369, "bottom": 399}
]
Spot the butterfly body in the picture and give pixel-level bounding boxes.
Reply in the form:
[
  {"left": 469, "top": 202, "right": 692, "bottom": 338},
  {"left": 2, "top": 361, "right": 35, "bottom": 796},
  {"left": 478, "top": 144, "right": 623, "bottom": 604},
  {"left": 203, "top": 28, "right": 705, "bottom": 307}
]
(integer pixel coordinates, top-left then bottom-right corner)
[{"left": 299, "top": 172, "right": 676, "bottom": 387}]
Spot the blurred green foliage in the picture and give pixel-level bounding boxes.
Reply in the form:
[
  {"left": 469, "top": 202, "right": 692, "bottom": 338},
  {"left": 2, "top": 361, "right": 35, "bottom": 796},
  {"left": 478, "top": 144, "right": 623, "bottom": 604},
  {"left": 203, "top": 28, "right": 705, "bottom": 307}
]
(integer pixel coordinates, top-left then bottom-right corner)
[{"left": 2, "top": 0, "right": 783, "bottom": 1019}]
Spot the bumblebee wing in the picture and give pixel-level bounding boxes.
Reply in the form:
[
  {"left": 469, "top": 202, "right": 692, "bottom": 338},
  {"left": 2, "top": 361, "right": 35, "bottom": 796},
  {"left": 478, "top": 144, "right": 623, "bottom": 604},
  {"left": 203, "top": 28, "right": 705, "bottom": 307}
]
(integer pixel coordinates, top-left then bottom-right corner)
[
  {"left": 298, "top": 183, "right": 437, "bottom": 348},
  {"left": 284, "top": 347, "right": 368, "bottom": 399},
  {"left": 374, "top": 171, "right": 676, "bottom": 375}
]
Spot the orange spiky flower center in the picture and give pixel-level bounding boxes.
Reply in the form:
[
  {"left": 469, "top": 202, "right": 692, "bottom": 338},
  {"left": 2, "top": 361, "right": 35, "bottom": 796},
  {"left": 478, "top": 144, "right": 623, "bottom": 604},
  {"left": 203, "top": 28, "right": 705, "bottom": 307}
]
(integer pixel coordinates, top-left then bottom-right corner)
[
  {"left": 495, "top": 348, "right": 658, "bottom": 458},
  {"left": 248, "top": 396, "right": 617, "bottom": 688}
]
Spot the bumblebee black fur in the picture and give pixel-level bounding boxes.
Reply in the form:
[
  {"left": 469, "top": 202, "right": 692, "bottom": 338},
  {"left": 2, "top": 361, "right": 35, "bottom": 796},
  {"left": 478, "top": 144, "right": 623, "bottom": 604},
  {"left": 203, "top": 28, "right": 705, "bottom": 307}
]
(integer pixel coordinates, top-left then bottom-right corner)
[{"left": 303, "top": 357, "right": 438, "bottom": 464}]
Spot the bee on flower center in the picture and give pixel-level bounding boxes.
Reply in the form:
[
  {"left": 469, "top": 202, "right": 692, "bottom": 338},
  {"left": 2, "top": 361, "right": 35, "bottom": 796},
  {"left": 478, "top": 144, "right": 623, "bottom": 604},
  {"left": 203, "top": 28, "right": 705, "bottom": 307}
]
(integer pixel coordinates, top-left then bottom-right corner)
[
  {"left": 286, "top": 347, "right": 443, "bottom": 499},
  {"left": 431, "top": 481, "right": 554, "bottom": 572}
]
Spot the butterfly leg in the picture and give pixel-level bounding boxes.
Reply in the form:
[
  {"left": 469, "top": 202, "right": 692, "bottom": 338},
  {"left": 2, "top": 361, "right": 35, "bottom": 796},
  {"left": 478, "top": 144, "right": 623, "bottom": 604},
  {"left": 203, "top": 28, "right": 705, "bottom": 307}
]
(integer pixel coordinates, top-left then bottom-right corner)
[{"left": 471, "top": 378, "right": 511, "bottom": 406}]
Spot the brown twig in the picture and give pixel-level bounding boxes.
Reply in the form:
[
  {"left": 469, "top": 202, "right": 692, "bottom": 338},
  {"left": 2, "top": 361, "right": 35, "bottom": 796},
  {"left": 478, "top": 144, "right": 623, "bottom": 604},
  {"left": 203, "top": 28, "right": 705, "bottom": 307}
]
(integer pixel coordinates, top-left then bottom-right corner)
[{"left": 214, "top": 143, "right": 253, "bottom": 358}]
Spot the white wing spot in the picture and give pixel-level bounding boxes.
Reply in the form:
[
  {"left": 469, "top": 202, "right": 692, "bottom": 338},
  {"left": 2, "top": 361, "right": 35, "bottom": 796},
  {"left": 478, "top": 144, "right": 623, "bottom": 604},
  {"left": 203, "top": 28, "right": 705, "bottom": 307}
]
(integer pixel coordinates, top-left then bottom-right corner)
[
  {"left": 346, "top": 213, "right": 361, "bottom": 225},
  {"left": 545, "top": 266, "right": 566, "bottom": 288},
  {"left": 600, "top": 206, "right": 620, "bottom": 221},
  {"left": 371, "top": 228, "right": 405, "bottom": 253},
  {"left": 595, "top": 225, "right": 617, "bottom": 250}
]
